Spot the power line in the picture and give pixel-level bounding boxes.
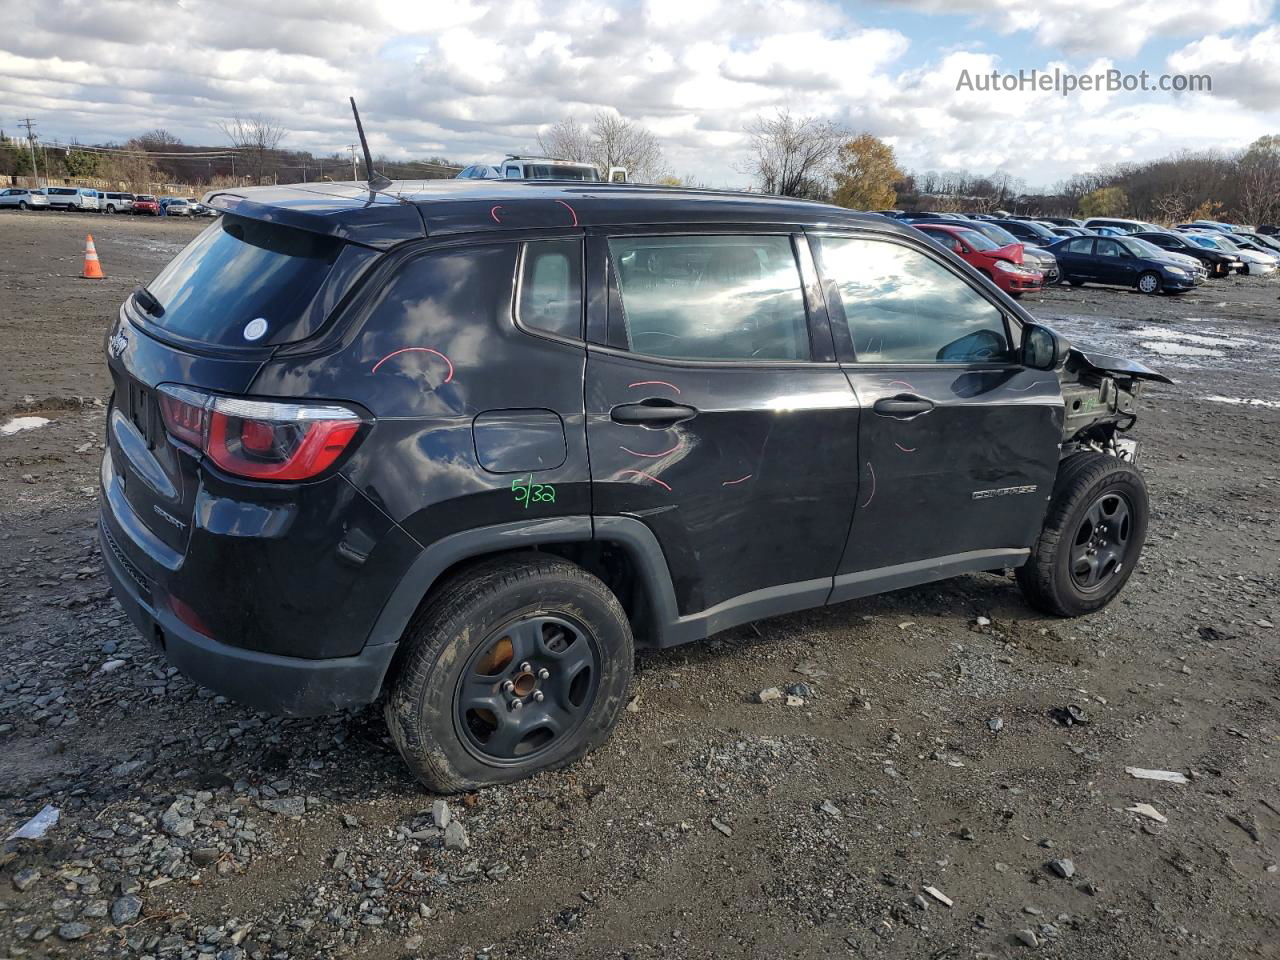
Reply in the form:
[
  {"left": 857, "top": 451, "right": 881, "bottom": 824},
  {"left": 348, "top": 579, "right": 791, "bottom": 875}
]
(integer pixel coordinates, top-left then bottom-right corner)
[{"left": 37, "top": 139, "right": 241, "bottom": 159}]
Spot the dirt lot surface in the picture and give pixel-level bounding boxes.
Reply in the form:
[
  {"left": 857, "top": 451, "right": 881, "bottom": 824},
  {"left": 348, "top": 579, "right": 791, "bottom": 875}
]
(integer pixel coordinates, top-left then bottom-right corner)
[{"left": 1, "top": 210, "right": 1278, "bottom": 960}]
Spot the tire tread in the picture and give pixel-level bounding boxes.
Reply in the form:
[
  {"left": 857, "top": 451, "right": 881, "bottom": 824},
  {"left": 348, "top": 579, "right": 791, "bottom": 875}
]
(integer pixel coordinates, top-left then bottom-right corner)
[
  {"left": 384, "top": 555, "right": 632, "bottom": 793},
  {"left": 1017, "top": 452, "right": 1148, "bottom": 617}
]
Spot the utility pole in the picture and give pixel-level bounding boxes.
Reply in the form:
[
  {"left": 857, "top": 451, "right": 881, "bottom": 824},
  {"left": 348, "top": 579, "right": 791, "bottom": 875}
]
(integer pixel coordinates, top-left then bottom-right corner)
[
  {"left": 17, "top": 117, "right": 40, "bottom": 185},
  {"left": 348, "top": 144, "right": 358, "bottom": 181}
]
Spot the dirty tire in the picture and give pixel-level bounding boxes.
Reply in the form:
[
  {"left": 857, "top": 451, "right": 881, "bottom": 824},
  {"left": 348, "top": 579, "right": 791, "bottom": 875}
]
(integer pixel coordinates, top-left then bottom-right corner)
[
  {"left": 384, "top": 555, "right": 634, "bottom": 793},
  {"left": 1017, "top": 452, "right": 1149, "bottom": 617}
]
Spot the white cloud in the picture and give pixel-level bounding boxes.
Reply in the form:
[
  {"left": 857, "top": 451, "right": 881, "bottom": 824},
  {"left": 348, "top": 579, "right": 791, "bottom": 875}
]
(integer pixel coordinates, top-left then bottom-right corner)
[
  {"left": 0, "top": 0, "right": 1278, "bottom": 188},
  {"left": 1167, "top": 25, "right": 1280, "bottom": 111},
  {"left": 887, "top": 0, "right": 1276, "bottom": 58}
]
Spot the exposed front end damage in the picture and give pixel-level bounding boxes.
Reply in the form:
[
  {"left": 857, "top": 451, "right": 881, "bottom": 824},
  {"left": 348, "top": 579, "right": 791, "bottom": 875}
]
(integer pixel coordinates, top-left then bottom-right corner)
[{"left": 1058, "top": 346, "right": 1172, "bottom": 461}]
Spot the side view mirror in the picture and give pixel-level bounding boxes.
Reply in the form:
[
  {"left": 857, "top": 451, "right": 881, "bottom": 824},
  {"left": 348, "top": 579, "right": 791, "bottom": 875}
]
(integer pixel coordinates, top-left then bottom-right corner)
[{"left": 1022, "top": 323, "right": 1070, "bottom": 371}]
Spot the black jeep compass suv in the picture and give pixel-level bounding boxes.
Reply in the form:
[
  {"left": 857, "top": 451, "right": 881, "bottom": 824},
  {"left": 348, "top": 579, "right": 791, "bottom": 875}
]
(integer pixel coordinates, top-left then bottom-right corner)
[{"left": 99, "top": 180, "right": 1167, "bottom": 792}]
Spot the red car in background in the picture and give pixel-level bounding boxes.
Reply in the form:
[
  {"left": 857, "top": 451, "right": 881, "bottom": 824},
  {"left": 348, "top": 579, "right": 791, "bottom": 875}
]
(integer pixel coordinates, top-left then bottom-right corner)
[
  {"left": 915, "top": 223, "right": 1043, "bottom": 298},
  {"left": 132, "top": 195, "right": 161, "bottom": 216}
]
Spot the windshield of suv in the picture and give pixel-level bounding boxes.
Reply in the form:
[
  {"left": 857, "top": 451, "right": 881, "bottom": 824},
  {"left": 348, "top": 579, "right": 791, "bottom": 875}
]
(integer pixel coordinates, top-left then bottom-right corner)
[
  {"left": 141, "top": 213, "right": 342, "bottom": 347},
  {"left": 524, "top": 164, "right": 601, "bottom": 181}
]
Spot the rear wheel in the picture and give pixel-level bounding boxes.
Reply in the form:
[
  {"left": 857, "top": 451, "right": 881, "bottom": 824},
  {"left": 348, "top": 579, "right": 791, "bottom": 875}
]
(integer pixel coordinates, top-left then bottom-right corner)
[
  {"left": 384, "top": 555, "right": 634, "bottom": 793},
  {"left": 106, "top": 204, "right": 116, "bottom": 214},
  {"left": 1017, "top": 452, "right": 1148, "bottom": 617},
  {"left": 1137, "top": 271, "right": 1161, "bottom": 294},
  {"left": 17, "top": 200, "right": 26, "bottom": 210}
]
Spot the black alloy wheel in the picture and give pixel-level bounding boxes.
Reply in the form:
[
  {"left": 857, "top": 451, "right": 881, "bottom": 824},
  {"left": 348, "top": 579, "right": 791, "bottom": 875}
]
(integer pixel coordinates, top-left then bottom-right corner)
[{"left": 1069, "top": 492, "right": 1132, "bottom": 592}]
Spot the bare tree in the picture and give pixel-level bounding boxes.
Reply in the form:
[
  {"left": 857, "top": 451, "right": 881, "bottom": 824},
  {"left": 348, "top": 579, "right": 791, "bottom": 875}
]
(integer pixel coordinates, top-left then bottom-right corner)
[
  {"left": 537, "top": 112, "right": 666, "bottom": 182},
  {"left": 537, "top": 118, "right": 592, "bottom": 164},
  {"left": 588, "top": 112, "right": 664, "bottom": 182},
  {"left": 1238, "top": 135, "right": 1280, "bottom": 226},
  {"left": 217, "top": 115, "right": 287, "bottom": 184},
  {"left": 741, "top": 109, "right": 844, "bottom": 200},
  {"left": 138, "top": 128, "right": 182, "bottom": 149}
]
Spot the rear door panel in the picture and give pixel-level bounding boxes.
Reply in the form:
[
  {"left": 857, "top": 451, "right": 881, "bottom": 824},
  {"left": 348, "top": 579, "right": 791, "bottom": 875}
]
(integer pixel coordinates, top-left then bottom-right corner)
[{"left": 584, "top": 229, "right": 860, "bottom": 618}]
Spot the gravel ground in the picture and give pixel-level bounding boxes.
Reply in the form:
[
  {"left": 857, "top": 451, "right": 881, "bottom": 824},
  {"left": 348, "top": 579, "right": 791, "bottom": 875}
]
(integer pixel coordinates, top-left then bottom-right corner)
[{"left": 1, "top": 210, "right": 1278, "bottom": 960}]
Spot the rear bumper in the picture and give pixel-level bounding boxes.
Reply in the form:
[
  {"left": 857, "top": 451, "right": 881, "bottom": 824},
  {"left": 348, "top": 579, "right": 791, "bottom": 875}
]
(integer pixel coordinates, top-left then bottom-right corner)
[{"left": 100, "top": 518, "right": 396, "bottom": 716}]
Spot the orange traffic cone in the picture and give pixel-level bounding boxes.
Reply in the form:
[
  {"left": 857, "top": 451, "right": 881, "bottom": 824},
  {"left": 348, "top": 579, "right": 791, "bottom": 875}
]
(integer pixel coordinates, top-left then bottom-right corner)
[{"left": 82, "top": 234, "right": 104, "bottom": 279}]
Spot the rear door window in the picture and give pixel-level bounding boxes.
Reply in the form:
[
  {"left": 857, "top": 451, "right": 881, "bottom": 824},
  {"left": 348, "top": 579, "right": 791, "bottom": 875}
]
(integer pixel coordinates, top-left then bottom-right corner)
[
  {"left": 140, "top": 213, "right": 342, "bottom": 347},
  {"left": 517, "top": 239, "right": 583, "bottom": 340},
  {"left": 608, "top": 234, "right": 810, "bottom": 361}
]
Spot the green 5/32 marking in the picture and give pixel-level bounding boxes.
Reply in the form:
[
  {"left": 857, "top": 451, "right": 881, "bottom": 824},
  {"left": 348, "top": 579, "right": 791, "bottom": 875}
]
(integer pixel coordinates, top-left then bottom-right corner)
[{"left": 512, "top": 474, "right": 556, "bottom": 508}]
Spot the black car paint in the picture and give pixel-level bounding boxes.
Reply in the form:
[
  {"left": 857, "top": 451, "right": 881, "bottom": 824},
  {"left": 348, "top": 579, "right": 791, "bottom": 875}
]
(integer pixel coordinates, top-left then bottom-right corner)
[
  {"left": 98, "top": 180, "right": 1145, "bottom": 717},
  {"left": 1132, "top": 232, "right": 1237, "bottom": 276},
  {"left": 989, "top": 219, "right": 1059, "bottom": 245}
]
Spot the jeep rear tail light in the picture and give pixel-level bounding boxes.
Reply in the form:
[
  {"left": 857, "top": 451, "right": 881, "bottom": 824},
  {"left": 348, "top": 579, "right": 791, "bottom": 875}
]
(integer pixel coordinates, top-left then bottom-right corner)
[{"left": 157, "top": 385, "right": 363, "bottom": 482}]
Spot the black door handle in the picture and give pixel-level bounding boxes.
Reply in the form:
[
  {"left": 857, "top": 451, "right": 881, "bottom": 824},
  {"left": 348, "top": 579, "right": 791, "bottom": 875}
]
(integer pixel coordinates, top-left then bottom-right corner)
[
  {"left": 611, "top": 401, "right": 698, "bottom": 426},
  {"left": 873, "top": 394, "right": 934, "bottom": 418}
]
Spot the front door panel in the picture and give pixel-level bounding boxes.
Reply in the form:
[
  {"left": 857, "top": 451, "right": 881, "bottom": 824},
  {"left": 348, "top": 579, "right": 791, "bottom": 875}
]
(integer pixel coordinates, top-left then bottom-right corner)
[
  {"left": 808, "top": 231, "right": 1063, "bottom": 595},
  {"left": 839, "top": 366, "right": 1062, "bottom": 575}
]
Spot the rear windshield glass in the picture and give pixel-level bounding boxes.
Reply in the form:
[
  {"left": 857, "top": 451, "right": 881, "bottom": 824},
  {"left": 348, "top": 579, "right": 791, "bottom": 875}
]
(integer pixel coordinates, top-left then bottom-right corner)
[
  {"left": 525, "top": 164, "right": 600, "bottom": 181},
  {"left": 141, "top": 213, "right": 341, "bottom": 346}
]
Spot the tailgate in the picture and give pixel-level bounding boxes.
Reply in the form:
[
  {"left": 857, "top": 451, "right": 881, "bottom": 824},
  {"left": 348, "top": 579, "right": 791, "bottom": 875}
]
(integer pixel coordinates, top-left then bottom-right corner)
[{"left": 105, "top": 315, "right": 264, "bottom": 563}]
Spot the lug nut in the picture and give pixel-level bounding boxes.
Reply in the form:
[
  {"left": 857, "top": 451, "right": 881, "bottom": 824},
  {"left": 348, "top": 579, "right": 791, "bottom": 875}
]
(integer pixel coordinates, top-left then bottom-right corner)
[
  {"left": 502, "top": 680, "right": 515, "bottom": 693},
  {"left": 537, "top": 668, "right": 550, "bottom": 680},
  {"left": 519, "top": 661, "right": 532, "bottom": 672},
  {"left": 533, "top": 691, "right": 545, "bottom": 702},
  {"left": 511, "top": 699, "right": 524, "bottom": 711}
]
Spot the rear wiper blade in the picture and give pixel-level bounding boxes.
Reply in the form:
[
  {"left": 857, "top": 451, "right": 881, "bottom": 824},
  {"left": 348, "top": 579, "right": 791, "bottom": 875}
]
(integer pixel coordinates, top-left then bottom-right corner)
[{"left": 132, "top": 285, "right": 164, "bottom": 317}]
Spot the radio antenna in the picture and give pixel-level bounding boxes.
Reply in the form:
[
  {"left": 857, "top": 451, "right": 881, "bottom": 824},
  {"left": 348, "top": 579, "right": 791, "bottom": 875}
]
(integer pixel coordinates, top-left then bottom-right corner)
[{"left": 349, "top": 97, "right": 392, "bottom": 192}]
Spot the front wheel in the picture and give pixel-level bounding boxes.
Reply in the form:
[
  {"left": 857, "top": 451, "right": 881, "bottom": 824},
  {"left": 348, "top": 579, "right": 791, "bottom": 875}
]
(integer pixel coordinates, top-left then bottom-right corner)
[
  {"left": 384, "top": 555, "right": 634, "bottom": 793},
  {"left": 1017, "top": 452, "right": 1148, "bottom": 617},
  {"left": 1137, "top": 271, "right": 1162, "bottom": 294}
]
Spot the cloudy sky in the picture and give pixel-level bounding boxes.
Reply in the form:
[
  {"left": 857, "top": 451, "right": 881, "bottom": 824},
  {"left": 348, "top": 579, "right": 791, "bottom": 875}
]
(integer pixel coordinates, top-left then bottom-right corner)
[{"left": 1, "top": 0, "right": 1278, "bottom": 189}]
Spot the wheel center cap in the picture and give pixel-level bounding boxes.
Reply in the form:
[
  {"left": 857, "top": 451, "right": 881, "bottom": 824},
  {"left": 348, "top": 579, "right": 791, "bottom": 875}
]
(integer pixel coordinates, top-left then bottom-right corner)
[{"left": 512, "top": 672, "right": 537, "bottom": 697}]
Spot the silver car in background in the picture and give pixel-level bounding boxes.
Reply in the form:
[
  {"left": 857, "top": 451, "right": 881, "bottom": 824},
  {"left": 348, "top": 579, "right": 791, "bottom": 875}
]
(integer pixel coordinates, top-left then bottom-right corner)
[
  {"left": 0, "top": 187, "right": 49, "bottom": 210},
  {"left": 102, "top": 192, "right": 135, "bottom": 214}
]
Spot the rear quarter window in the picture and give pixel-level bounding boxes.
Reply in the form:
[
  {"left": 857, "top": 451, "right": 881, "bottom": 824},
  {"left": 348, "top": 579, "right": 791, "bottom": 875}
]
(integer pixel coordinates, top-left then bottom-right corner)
[{"left": 140, "top": 214, "right": 343, "bottom": 347}]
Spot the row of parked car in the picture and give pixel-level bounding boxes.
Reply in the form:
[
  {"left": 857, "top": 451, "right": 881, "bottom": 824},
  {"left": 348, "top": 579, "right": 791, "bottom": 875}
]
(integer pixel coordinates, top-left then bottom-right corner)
[
  {"left": 0, "top": 186, "right": 216, "bottom": 217},
  {"left": 880, "top": 210, "right": 1280, "bottom": 296}
]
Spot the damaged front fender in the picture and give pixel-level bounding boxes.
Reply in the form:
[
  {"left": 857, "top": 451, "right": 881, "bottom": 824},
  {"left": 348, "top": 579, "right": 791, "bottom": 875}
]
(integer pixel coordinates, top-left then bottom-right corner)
[
  {"left": 1068, "top": 346, "right": 1174, "bottom": 385},
  {"left": 1058, "top": 342, "right": 1171, "bottom": 447}
]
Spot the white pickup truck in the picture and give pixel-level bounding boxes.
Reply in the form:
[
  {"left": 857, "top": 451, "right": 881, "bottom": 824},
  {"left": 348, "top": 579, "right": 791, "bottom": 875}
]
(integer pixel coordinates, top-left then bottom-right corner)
[{"left": 458, "top": 156, "right": 627, "bottom": 182}]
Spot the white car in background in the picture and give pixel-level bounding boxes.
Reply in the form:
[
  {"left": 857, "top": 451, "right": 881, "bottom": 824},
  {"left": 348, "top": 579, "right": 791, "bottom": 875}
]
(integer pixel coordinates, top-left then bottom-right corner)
[
  {"left": 0, "top": 187, "right": 49, "bottom": 210},
  {"left": 101, "top": 192, "right": 135, "bottom": 214},
  {"left": 1184, "top": 231, "right": 1278, "bottom": 276},
  {"left": 43, "top": 186, "right": 101, "bottom": 212}
]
